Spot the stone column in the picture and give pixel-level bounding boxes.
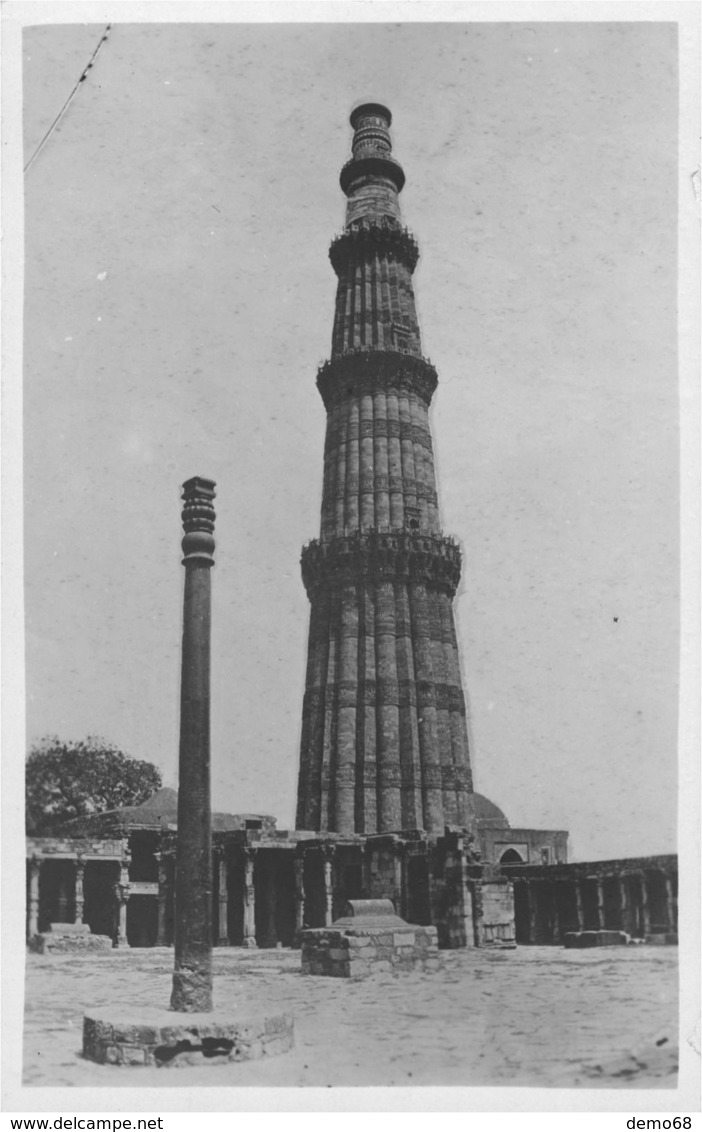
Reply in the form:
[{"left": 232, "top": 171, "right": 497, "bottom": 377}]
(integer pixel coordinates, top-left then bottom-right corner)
[
  {"left": 294, "top": 847, "right": 306, "bottom": 935},
  {"left": 242, "top": 847, "right": 257, "bottom": 948},
  {"left": 454, "top": 836, "right": 475, "bottom": 948},
  {"left": 57, "top": 873, "right": 69, "bottom": 922},
  {"left": 664, "top": 875, "right": 676, "bottom": 932},
  {"left": 322, "top": 844, "right": 335, "bottom": 926},
  {"left": 550, "top": 884, "right": 560, "bottom": 943},
  {"left": 73, "top": 857, "right": 85, "bottom": 925},
  {"left": 574, "top": 880, "right": 584, "bottom": 931},
  {"left": 363, "top": 840, "right": 373, "bottom": 898},
  {"left": 217, "top": 848, "right": 230, "bottom": 946},
  {"left": 114, "top": 859, "right": 131, "bottom": 949},
  {"left": 593, "top": 878, "right": 605, "bottom": 930},
  {"left": 392, "top": 841, "right": 405, "bottom": 920},
  {"left": 525, "top": 883, "right": 538, "bottom": 943},
  {"left": 639, "top": 872, "right": 651, "bottom": 936},
  {"left": 617, "top": 875, "right": 629, "bottom": 933},
  {"left": 28, "top": 857, "right": 42, "bottom": 938},
  {"left": 171, "top": 476, "right": 216, "bottom": 1013},
  {"left": 155, "top": 853, "right": 169, "bottom": 946},
  {"left": 470, "top": 878, "right": 484, "bottom": 947},
  {"left": 261, "top": 867, "right": 278, "bottom": 948}
]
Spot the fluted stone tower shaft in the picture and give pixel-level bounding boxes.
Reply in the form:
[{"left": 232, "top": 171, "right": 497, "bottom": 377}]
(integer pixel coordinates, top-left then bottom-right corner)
[{"left": 297, "top": 104, "right": 474, "bottom": 837}]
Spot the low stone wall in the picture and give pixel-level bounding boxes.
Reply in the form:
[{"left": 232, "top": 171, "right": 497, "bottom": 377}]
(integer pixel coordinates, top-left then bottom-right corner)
[{"left": 301, "top": 923, "right": 439, "bottom": 978}]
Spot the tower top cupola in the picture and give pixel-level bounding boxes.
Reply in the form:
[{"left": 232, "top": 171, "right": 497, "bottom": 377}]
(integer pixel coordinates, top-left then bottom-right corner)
[{"left": 340, "top": 102, "right": 406, "bottom": 225}]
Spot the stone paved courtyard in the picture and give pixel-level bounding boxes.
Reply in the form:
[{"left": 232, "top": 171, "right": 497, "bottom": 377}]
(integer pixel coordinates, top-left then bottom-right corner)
[{"left": 23, "top": 946, "right": 678, "bottom": 1089}]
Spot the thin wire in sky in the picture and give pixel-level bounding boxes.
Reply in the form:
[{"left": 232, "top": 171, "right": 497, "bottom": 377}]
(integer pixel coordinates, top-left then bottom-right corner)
[{"left": 24, "top": 25, "right": 112, "bottom": 175}]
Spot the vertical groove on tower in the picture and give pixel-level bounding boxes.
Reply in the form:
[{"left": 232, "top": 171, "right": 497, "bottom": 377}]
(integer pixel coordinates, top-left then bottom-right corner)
[
  {"left": 361, "top": 583, "right": 377, "bottom": 830},
  {"left": 298, "top": 103, "right": 475, "bottom": 836}
]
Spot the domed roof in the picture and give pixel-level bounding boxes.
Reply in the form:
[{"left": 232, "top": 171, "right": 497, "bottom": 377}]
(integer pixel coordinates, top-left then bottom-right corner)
[{"left": 473, "top": 792, "right": 510, "bottom": 828}]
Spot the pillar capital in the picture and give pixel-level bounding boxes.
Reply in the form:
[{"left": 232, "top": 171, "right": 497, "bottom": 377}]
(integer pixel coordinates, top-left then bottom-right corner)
[{"left": 181, "top": 476, "right": 216, "bottom": 566}]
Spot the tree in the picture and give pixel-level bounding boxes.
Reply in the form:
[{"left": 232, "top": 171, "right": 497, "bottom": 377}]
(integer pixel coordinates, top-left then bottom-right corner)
[{"left": 26, "top": 736, "right": 162, "bottom": 833}]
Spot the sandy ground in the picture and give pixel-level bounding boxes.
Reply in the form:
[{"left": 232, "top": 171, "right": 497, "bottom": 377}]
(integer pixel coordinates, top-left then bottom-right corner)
[{"left": 23, "top": 945, "right": 678, "bottom": 1089}]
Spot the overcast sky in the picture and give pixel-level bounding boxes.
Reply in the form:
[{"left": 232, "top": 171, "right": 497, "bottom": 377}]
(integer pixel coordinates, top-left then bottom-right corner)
[{"left": 20, "top": 16, "right": 683, "bottom": 861}]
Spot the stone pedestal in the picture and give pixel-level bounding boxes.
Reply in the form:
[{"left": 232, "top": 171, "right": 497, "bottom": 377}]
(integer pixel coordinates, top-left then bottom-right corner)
[{"left": 301, "top": 898, "right": 438, "bottom": 978}]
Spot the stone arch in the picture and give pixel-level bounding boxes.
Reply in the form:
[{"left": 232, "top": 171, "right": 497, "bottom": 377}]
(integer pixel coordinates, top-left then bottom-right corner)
[{"left": 500, "top": 848, "right": 524, "bottom": 864}]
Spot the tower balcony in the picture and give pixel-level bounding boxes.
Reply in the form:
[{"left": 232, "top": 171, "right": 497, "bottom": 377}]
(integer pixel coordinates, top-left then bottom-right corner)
[
  {"left": 339, "top": 153, "right": 406, "bottom": 197},
  {"left": 300, "top": 529, "right": 462, "bottom": 599},
  {"left": 316, "top": 349, "right": 438, "bottom": 410},
  {"left": 329, "top": 220, "right": 419, "bottom": 276}
]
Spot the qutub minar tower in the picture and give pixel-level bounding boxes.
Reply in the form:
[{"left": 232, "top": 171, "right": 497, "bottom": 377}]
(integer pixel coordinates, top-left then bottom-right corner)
[{"left": 297, "top": 103, "right": 475, "bottom": 837}]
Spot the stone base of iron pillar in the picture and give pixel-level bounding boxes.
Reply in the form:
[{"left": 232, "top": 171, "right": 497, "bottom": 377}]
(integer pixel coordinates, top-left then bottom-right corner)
[{"left": 83, "top": 1008, "right": 294, "bottom": 1067}]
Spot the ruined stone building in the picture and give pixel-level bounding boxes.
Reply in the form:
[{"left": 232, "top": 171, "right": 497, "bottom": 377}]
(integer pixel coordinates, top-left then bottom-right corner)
[{"left": 25, "top": 105, "right": 678, "bottom": 953}]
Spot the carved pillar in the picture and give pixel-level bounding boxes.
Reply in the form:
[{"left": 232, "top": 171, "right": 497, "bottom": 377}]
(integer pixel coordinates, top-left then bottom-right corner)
[
  {"left": 155, "top": 852, "right": 169, "bottom": 946},
  {"left": 574, "top": 880, "right": 584, "bottom": 931},
  {"left": 471, "top": 877, "right": 484, "bottom": 947},
  {"left": 242, "top": 847, "right": 257, "bottom": 948},
  {"left": 322, "top": 844, "right": 335, "bottom": 926},
  {"left": 114, "top": 858, "right": 131, "bottom": 949},
  {"left": 217, "top": 848, "right": 230, "bottom": 946},
  {"left": 57, "top": 873, "right": 69, "bottom": 922},
  {"left": 73, "top": 857, "right": 85, "bottom": 925},
  {"left": 392, "top": 841, "right": 405, "bottom": 919},
  {"left": 363, "top": 840, "right": 373, "bottom": 898},
  {"left": 640, "top": 872, "right": 651, "bottom": 936},
  {"left": 664, "top": 875, "right": 676, "bottom": 932},
  {"left": 294, "top": 847, "right": 306, "bottom": 935},
  {"left": 617, "top": 875, "right": 629, "bottom": 933},
  {"left": 526, "top": 883, "right": 537, "bottom": 943},
  {"left": 454, "top": 836, "right": 475, "bottom": 948},
  {"left": 593, "top": 878, "right": 605, "bottom": 930},
  {"left": 261, "top": 864, "right": 278, "bottom": 949},
  {"left": 550, "top": 883, "right": 560, "bottom": 943},
  {"left": 28, "top": 856, "right": 42, "bottom": 938}
]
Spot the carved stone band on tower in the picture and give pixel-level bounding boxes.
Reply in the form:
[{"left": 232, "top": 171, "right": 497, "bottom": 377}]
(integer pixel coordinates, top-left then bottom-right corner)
[{"left": 296, "top": 103, "right": 475, "bottom": 838}]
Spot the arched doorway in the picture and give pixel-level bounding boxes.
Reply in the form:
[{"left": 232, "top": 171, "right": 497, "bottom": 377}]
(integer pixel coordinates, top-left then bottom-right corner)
[{"left": 500, "top": 848, "right": 524, "bottom": 864}]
